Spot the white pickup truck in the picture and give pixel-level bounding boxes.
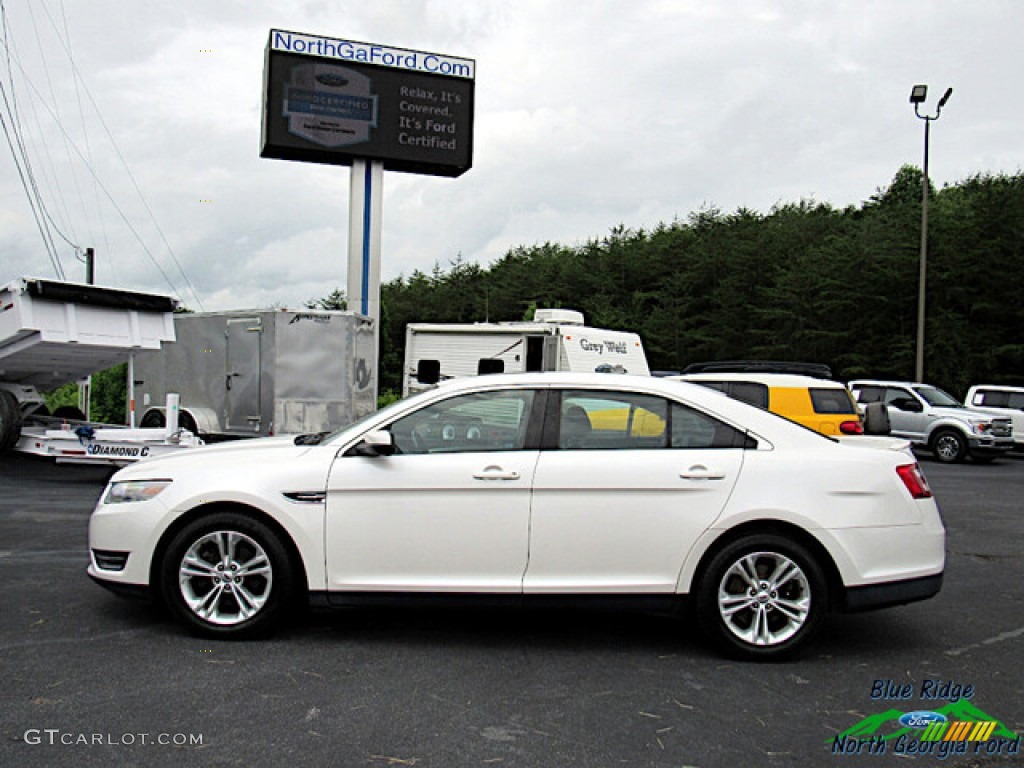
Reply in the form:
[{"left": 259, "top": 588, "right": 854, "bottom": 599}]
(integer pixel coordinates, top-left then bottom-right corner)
[{"left": 848, "top": 379, "right": 1013, "bottom": 463}]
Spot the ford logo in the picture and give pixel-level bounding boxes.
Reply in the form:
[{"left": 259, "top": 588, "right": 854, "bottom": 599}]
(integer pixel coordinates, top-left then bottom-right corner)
[
  {"left": 315, "top": 73, "right": 349, "bottom": 87},
  {"left": 899, "top": 711, "right": 947, "bottom": 729}
]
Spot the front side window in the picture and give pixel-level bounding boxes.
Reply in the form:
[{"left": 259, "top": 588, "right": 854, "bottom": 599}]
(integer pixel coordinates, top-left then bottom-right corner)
[
  {"left": 883, "top": 387, "right": 916, "bottom": 406},
  {"left": 389, "top": 389, "right": 535, "bottom": 454},
  {"left": 913, "top": 386, "right": 961, "bottom": 408},
  {"left": 975, "top": 390, "right": 1008, "bottom": 407}
]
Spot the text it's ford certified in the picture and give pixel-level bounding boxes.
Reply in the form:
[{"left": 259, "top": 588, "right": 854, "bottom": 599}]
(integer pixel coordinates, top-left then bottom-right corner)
[{"left": 89, "top": 373, "right": 944, "bottom": 659}]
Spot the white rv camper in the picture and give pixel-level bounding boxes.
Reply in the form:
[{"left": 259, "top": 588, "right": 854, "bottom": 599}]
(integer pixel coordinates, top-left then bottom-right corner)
[{"left": 403, "top": 309, "right": 649, "bottom": 396}]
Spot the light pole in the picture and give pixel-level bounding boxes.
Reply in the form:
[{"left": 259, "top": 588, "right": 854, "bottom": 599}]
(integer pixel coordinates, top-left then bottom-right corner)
[{"left": 909, "top": 84, "right": 952, "bottom": 382}]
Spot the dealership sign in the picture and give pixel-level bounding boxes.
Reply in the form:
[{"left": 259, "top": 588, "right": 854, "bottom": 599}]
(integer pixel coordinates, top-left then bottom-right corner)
[{"left": 261, "top": 30, "right": 475, "bottom": 177}]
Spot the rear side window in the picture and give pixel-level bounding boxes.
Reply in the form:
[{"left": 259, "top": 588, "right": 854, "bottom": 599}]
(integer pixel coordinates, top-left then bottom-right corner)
[
  {"left": 810, "top": 387, "right": 857, "bottom": 415},
  {"left": 671, "top": 403, "right": 755, "bottom": 449},
  {"left": 558, "top": 391, "right": 667, "bottom": 450},
  {"left": 729, "top": 382, "right": 769, "bottom": 409},
  {"left": 690, "top": 380, "right": 769, "bottom": 409},
  {"left": 853, "top": 385, "right": 884, "bottom": 404}
]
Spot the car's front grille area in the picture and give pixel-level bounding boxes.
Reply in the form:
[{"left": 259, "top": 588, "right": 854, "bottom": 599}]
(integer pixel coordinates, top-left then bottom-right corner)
[
  {"left": 92, "top": 549, "right": 129, "bottom": 571},
  {"left": 992, "top": 420, "right": 1012, "bottom": 437}
]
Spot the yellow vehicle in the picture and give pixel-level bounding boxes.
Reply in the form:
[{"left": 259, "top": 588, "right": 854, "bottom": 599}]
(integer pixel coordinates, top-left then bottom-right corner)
[{"left": 671, "top": 373, "right": 864, "bottom": 436}]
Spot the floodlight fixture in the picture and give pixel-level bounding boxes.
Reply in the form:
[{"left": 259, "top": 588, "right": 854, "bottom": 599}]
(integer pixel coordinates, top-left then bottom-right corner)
[
  {"left": 937, "top": 87, "right": 953, "bottom": 109},
  {"left": 909, "top": 84, "right": 928, "bottom": 104}
]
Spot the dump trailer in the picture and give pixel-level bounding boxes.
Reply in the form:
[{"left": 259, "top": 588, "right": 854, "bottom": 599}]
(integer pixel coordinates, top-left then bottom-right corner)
[
  {"left": 132, "top": 309, "right": 376, "bottom": 438},
  {"left": 403, "top": 308, "right": 650, "bottom": 396},
  {"left": 0, "top": 276, "right": 179, "bottom": 452}
]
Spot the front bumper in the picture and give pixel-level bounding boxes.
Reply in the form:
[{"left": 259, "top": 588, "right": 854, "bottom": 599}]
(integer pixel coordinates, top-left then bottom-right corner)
[
  {"left": 968, "top": 435, "right": 1014, "bottom": 453},
  {"left": 87, "top": 569, "right": 152, "bottom": 601}
]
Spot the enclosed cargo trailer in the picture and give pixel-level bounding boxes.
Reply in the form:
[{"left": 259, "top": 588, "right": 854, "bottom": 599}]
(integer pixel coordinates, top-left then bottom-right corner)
[{"left": 132, "top": 309, "right": 375, "bottom": 438}]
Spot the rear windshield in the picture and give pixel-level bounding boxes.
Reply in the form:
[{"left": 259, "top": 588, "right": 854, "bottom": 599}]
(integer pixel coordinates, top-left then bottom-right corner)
[{"left": 810, "top": 387, "right": 858, "bottom": 415}]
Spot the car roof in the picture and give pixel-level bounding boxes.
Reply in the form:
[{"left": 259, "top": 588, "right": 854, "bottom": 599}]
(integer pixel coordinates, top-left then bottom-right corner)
[
  {"left": 848, "top": 380, "right": 928, "bottom": 387},
  {"left": 672, "top": 372, "right": 847, "bottom": 389}
]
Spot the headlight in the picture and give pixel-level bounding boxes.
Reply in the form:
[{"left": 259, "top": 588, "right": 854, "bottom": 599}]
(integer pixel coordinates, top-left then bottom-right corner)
[
  {"left": 104, "top": 480, "right": 172, "bottom": 504},
  {"left": 970, "top": 421, "right": 993, "bottom": 436}
]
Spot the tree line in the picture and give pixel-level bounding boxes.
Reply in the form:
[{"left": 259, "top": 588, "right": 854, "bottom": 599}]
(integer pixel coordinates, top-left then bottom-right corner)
[
  {"left": 371, "top": 166, "right": 1024, "bottom": 398},
  {"left": 52, "top": 166, "right": 1024, "bottom": 421}
]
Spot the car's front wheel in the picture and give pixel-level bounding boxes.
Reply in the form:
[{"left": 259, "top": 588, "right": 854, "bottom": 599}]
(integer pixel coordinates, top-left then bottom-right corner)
[
  {"left": 930, "top": 429, "right": 967, "bottom": 463},
  {"left": 696, "top": 534, "right": 826, "bottom": 660},
  {"left": 159, "top": 512, "right": 296, "bottom": 638}
]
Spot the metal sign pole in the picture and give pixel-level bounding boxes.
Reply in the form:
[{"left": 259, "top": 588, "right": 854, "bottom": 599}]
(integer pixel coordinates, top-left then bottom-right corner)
[{"left": 347, "top": 159, "right": 383, "bottom": 403}]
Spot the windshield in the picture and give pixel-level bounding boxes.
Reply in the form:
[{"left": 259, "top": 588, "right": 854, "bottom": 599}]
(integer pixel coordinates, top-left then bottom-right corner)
[
  {"left": 316, "top": 394, "right": 417, "bottom": 444},
  {"left": 914, "top": 386, "right": 962, "bottom": 408}
]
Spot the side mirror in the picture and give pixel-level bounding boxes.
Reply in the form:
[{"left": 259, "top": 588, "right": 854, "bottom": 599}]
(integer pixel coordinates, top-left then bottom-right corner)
[{"left": 345, "top": 429, "right": 396, "bottom": 457}]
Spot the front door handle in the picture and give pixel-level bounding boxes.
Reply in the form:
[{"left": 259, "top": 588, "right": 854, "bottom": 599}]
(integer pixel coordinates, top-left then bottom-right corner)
[
  {"left": 680, "top": 466, "right": 725, "bottom": 480},
  {"left": 473, "top": 466, "right": 521, "bottom": 481}
]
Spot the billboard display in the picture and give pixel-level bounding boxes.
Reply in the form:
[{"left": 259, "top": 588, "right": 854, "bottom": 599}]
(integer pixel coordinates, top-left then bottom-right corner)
[{"left": 261, "top": 30, "right": 475, "bottom": 177}]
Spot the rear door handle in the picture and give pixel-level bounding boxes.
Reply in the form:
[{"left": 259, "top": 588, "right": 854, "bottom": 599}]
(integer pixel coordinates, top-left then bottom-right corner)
[
  {"left": 680, "top": 466, "right": 726, "bottom": 480},
  {"left": 473, "top": 466, "right": 521, "bottom": 481}
]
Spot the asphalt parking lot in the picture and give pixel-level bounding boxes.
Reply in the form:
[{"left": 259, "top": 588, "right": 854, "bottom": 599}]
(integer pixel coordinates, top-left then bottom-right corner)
[{"left": 0, "top": 451, "right": 1021, "bottom": 768}]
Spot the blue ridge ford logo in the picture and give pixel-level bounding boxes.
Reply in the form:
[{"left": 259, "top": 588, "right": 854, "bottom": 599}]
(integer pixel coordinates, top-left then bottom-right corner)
[{"left": 899, "top": 711, "right": 948, "bottom": 729}]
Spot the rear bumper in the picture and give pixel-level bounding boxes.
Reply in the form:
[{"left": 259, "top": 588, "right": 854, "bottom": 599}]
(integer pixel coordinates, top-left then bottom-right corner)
[{"left": 841, "top": 572, "right": 943, "bottom": 612}]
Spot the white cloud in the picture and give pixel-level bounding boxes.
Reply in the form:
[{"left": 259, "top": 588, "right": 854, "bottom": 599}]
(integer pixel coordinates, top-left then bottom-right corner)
[{"left": 1, "top": 0, "right": 1022, "bottom": 312}]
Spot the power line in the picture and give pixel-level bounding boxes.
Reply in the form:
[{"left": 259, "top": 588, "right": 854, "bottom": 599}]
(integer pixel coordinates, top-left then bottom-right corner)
[
  {"left": 36, "top": 1, "right": 205, "bottom": 309},
  {"left": 1, "top": 0, "right": 204, "bottom": 308},
  {"left": 0, "top": 0, "right": 66, "bottom": 278}
]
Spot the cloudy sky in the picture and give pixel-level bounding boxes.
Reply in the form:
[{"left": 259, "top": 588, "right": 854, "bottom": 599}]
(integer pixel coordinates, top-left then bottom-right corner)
[{"left": 1, "top": 0, "right": 1021, "bottom": 312}]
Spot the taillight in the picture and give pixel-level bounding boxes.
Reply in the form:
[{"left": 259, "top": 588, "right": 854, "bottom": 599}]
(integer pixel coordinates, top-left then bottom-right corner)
[
  {"left": 840, "top": 420, "right": 864, "bottom": 435},
  {"left": 896, "top": 463, "right": 933, "bottom": 499}
]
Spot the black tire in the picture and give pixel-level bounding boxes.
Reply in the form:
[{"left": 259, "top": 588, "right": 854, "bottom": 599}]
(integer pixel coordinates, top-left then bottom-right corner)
[
  {"left": 139, "top": 409, "right": 166, "bottom": 428},
  {"left": 159, "top": 512, "right": 297, "bottom": 639},
  {"left": 53, "top": 405, "right": 87, "bottom": 421},
  {"left": 0, "top": 390, "right": 23, "bottom": 451},
  {"left": 696, "top": 533, "right": 826, "bottom": 660},
  {"left": 930, "top": 429, "right": 967, "bottom": 463}
]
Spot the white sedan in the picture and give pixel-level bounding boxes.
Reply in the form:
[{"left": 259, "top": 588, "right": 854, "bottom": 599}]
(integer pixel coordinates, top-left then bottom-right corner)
[{"left": 88, "top": 373, "right": 944, "bottom": 659}]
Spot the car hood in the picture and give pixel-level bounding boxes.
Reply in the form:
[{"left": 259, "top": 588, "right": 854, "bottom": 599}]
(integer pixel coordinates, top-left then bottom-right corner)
[
  {"left": 111, "top": 435, "right": 324, "bottom": 480},
  {"left": 931, "top": 406, "right": 1008, "bottom": 422}
]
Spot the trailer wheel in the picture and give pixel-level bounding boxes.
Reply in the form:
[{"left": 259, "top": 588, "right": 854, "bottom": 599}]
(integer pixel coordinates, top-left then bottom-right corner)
[
  {"left": 140, "top": 409, "right": 166, "bottom": 428},
  {"left": 0, "top": 390, "right": 23, "bottom": 451},
  {"left": 53, "top": 405, "right": 87, "bottom": 421}
]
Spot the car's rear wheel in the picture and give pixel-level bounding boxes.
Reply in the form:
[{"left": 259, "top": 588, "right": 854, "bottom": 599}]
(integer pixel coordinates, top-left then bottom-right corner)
[
  {"left": 697, "top": 534, "right": 825, "bottom": 660},
  {"left": 160, "top": 512, "right": 295, "bottom": 638},
  {"left": 931, "top": 429, "right": 967, "bottom": 463}
]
